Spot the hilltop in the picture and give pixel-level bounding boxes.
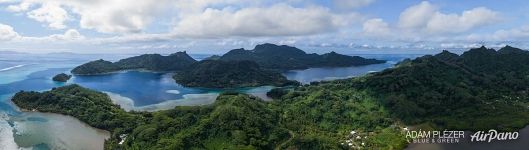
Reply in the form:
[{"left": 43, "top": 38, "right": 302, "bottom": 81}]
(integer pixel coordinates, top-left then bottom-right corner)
[
  {"left": 173, "top": 60, "right": 299, "bottom": 88},
  {"left": 71, "top": 52, "right": 196, "bottom": 75},
  {"left": 219, "top": 43, "right": 386, "bottom": 70},
  {"left": 71, "top": 44, "right": 384, "bottom": 75},
  {"left": 356, "top": 45, "right": 529, "bottom": 130}
]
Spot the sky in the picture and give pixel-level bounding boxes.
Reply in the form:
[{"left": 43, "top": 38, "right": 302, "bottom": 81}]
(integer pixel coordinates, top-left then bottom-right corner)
[{"left": 1, "top": 0, "right": 529, "bottom": 54}]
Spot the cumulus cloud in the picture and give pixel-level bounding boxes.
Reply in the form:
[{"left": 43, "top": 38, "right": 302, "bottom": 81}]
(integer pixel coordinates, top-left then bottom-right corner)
[
  {"left": 0, "top": 0, "right": 18, "bottom": 3},
  {"left": 26, "top": 2, "right": 69, "bottom": 29},
  {"left": 358, "top": 1, "right": 502, "bottom": 44},
  {"left": 333, "top": 0, "right": 375, "bottom": 10},
  {"left": 47, "top": 29, "right": 84, "bottom": 41},
  {"left": 173, "top": 4, "right": 348, "bottom": 38},
  {"left": 7, "top": 0, "right": 360, "bottom": 37},
  {"left": 8, "top": 0, "right": 178, "bottom": 33},
  {"left": 6, "top": 2, "right": 31, "bottom": 11},
  {"left": 72, "top": 0, "right": 174, "bottom": 33},
  {"left": 398, "top": 1, "right": 500, "bottom": 34},
  {"left": 362, "top": 18, "right": 390, "bottom": 37},
  {"left": 398, "top": 1, "right": 436, "bottom": 29},
  {"left": 426, "top": 7, "right": 499, "bottom": 33},
  {"left": 465, "top": 25, "right": 529, "bottom": 42},
  {"left": 493, "top": 26, "right": 529, "bottom": 41},
  {"left": 0, "top": 23, "right": 20, "bottom": 41},
  {"left": 5, "top": 0, "right": 361, "bottom": 38},
  {"left": 2, "top": 0, "right": 520, "bottom": 52},
  {"left": 0, "top": 25, "right": 84, "bottom": 42}
]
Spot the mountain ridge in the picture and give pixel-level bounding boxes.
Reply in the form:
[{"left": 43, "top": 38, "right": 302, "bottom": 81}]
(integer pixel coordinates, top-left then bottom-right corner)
[
  {"left": 219, "top": 43, "right": 386, "bottom": 70},
  {"left": 71, "top": 43, "right": 386, "bottom": 75},
  {"left": 71, "top": 51, "right": 197, "bottom": 75}
]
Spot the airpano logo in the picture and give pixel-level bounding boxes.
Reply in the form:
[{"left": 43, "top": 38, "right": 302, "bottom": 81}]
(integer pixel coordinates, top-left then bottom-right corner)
[{"left": 470, "top": 129, "right": 519, "bottom": 142}]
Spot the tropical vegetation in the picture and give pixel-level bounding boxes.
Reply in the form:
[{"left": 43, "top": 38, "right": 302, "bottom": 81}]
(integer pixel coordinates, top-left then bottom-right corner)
[
  {"left": 172, "top": 60, "right": 299, "bottom": 88},
  {"left": 13, "top": 45, "right": 529, "bottom": 149}
]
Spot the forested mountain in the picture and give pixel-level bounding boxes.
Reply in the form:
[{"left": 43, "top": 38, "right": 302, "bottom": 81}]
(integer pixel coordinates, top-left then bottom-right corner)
[
  {"left": 70, "top": 59, "right": 119, "bottom": 75},
  {"left": 12, "top": 84, "right": 405, "bottom": 149},
  {"left": 219, "top": 43, "right": 386, "bottom": 70},
  {"left": 71, "top": 44, "right": 384, "bottom": 75},
  {"left": 357, "top": 45, "right": 529, "bottom": 130},
  {"left": 71, "top": 52, "right": 197, "bottom": 75},
  {"left": 12, "top": 86, "right": 281, "bottom": 149},
  {"left": 173, "top": 60, "right": 299, "bottom": 88}
]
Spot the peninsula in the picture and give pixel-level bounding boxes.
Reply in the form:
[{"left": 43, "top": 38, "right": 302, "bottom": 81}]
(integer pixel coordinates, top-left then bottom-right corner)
[
  {"left": 173, "top": 60, "right": 300, "bottom": 88},
  {"left": 71, "top": 52, "right": 196, "bottom": 75}
]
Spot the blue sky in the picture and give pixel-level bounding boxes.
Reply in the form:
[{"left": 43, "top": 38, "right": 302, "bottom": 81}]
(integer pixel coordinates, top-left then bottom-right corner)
[{"left": 1, "top": 0, "right": 529, "bottom": 54}]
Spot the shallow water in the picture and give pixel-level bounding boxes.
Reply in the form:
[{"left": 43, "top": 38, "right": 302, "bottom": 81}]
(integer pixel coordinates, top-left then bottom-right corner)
[
  {"left": 12, "top": 112, "right": 110, "bottom": 150},
  {"left": 73, "top": 71, "right": 212, "bottom": 106}
]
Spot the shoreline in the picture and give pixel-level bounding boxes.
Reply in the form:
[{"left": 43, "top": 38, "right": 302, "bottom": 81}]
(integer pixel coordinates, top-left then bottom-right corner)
[
  {"left": 12, "top": 107, "right": 112, "bottom": 136},
  {"left": 12, "top": 111, "right": 112, "bottom": 136},
  {"left": 72, "top": 68, "right": 173, "bottom": 76},
  {"left": 10, "top": 111, "right": 111, "bottom": 150},
  {"left": 6, "top": 94, "right": 110, "bottom": 149}
]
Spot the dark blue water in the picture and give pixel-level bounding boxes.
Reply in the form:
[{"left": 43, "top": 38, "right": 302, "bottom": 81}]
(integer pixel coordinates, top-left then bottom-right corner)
[
  {"left": 0, "top": 68, "right": 214, "bottom": 107},
  {"left": 0, "top": 53, "right": 422, "bottom": 107},
  {"left": 73, "top": 71, "right": 211, "bottom": 106}
]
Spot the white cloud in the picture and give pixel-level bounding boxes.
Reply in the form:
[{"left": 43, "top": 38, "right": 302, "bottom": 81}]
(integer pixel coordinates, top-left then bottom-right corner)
[
  {"left": 333, "top": 0, "right": 375, "bottom": 10},
  {"left": 466, "top": 25, "right": 529, "bottom": 42},
  {"left": 2, "top": 0, "right": 520, "bottom": 53},
  {"left": 8, "top": 0, "right": 178, "bottom": 33},
  {"left": 0, "top": 23, "right": 20, "bottom": 41},
  {"left": 0, "top": 25, "right": 84, "bottom": 42},
  {"left": 0, "top": 0, "right": 19, "bottom": 3},
  {"left": 398, "top": 1, "right": 500, "bottom": 34},
  {"left": 358, "top": 1, "right": 503, "bottom": 44},
  {"left": 173, "top": 4, "right": 348, "bottom": 38},
  {"left": 362, "top": 18, "right": 390, "bottom": 37},
  {"left": 278, "top": 39, "right": 297, "bottom": 45},
  {"left": 72, "top": 0, "right": 174, "bottom": 33},
  {"left": 426, "top": 7, "right": 499, "bottom": 33},
  {"left": 47, "top": 29, "right": 84, "bottom": 41},
  {"left": 6, "top": 2, "right": 31, "bottom": 11},
  {"left": 27, "top": 2, "right": 68, "bottom": 29},
  {"left": 398, "top": 1, "right": 436, "bottom": 29},
  {"left": 6, "top": 0, "right": 361, "bottom": 38}
]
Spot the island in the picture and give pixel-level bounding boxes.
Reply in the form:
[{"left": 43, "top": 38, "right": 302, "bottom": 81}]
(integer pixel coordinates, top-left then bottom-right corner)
[
  {"left": 52, "top": 73, "right": 72, "bottom": 82},
  {"left": 172, "top": 60, "right": 300, "bottom": 88},
  {"left": 12, "top": 46, "right": 529, "bottom": 149},
  {"left": 218, "top": 43, "right": 386, "bottom": 70},
  {"left": 71, "top": 44, "right": 385, "bottom": 75},
  {"left": 71, "top": 51, "right": 197, "bottom": 75}
]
